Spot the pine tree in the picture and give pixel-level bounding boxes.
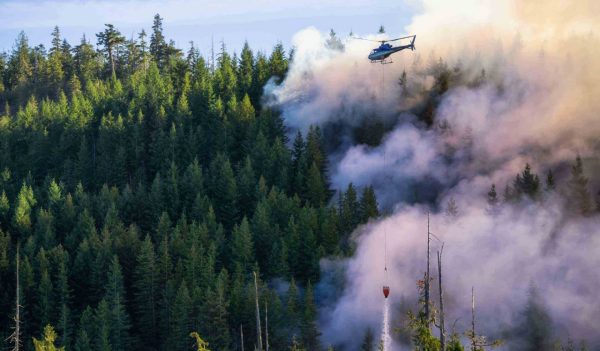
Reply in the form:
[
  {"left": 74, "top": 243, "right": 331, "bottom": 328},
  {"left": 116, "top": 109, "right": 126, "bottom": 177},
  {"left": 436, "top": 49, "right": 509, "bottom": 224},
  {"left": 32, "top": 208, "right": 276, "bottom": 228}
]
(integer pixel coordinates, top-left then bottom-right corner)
[
  {"left": 0, "top": 189, "right": 10, "bottom": 225},
  {"left": 134, "top": 235, "right": 158, "bottom": 347},
  {"left": 515, "top": 164, "right": 540, "bottom": 198},
  {"left": 252, "top": 200, "right": 273, "bottom": 270},
  {"left": 231, "top": 217, "right": 255, "bottom": 274},
  {"left": 361, "top": 328, "right": 374, "bottom": 351},
  {"left": 340, "top": 183, "right": 360, "bottom": 235},
  {"left": 208, "top": 153, "right": 238, "bottom": 229},
  {"left": 286, "top": 278, "right": 300, "bottom": 334},
  {"left": 359, "top": 186, "right": 379, "bottom": 223},
  {"left": 306, "top": 163, "right": 326, "bottom": 207},
  {"left": 325, "top": 29, "right": 344, "bottom": 51},
  {"left": 37, "top": 249, "right": 54, "bottom": 330},
  {"left": 487, "top": 184, "right": 499, "bottom": 214},
  {"left": 513, "top": 286, "right": 553, "bottom": 351},
  {"left": 203, "top": 270, "right": 231, "bottom": 350},
  {"left": 33, "top": 325, "right": 65, "bottom": 351},
  {"left": 238, "top": 42, "right": 254, "bottom": 96},
  {"left": 545, "top": 169, "right": 555, "bottom": 192},
  {"left": 104, "top": 256, "right": 130, "bottom": 351},
  {"left": 268, "top": 43, "right": 288, "bottom": 84},
  {"left": 300, "top": 282, "right": 320, "bottom": 350},
  {"left": 54, "top": 250, "right": 71, "bottom": 349},
  {"left": 73, "top": 307, "right": 94, "bottom": 351},
  {"left": 445, "top": 197, "right": 459, "bottom": 218},
  {"left": 237, "top": 156, "right": 256, "bottom": 218},
  {"left": 568, "top": 156, "right": 592, "bottom": 216},
  {"left": 95, "top": 299, "right": 112, "bottom": 351},
  {"left": 150, "top": 14, "right": 167, "bottom": 68},
  {"left": 170, "top": 281, "right": 192, "bottom": 351},
  {"left": 13, "top": 182, "right": 37, "bottom": 239},
  {"left": 96, "top": 24, "right": 125, "bottom": 76}
]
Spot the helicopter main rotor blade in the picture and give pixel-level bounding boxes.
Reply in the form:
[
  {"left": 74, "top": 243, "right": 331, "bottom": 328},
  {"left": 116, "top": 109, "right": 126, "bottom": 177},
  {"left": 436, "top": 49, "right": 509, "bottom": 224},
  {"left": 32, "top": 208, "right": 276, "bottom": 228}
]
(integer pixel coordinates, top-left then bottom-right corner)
[
  {"left": 386, "top": 35, "right": 416, "bottom": 42},
  {"left": 351, "top": 36, "right": 384, "bottom": 43}
]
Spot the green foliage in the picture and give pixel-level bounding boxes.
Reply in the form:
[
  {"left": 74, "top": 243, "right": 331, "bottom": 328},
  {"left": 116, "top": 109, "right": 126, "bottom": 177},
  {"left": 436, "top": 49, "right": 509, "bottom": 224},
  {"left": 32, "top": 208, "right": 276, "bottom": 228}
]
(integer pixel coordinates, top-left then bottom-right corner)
[
  {"left": 33, "top": 324, "right": 65, "bottom": 351},
  {"left": 0, "top": 16, "right": 378, "bottom": 351},
  {"left": 406, "top": 311, "right": 441, "bottom": 351},
  {"left": 14, "top": 182, "right": 37, "bottom": 237},
  {"left": 361, "top": 328, "right": 375, "bottom": 351},
  {"left": 512, "top": 286, "right": 553, "bottom": 351},
  {"left": 190, "top": 331, "right": 211, "bottom": 351}
]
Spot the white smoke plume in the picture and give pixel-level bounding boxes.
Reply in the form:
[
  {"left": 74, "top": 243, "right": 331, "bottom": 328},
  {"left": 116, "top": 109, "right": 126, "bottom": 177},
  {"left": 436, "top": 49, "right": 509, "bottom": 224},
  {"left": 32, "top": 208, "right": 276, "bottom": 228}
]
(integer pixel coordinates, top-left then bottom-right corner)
[{"left": 269, "top": 0, "right": 600, "bottom": 349}]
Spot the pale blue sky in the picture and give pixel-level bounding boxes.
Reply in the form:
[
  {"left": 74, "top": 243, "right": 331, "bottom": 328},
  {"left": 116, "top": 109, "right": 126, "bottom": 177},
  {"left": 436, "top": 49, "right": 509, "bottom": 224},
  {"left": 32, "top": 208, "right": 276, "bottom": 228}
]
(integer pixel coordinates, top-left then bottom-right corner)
[{"left": 0, "top": 0, "right": 419, "bottom": 55}]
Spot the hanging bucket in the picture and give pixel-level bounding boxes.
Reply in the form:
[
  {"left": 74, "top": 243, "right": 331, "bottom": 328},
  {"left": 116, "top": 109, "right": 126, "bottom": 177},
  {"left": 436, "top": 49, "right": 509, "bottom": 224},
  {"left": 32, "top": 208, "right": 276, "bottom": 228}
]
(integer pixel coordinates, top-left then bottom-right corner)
[{"left": 383, "top": 286, "right": 390, "bottom": 298}]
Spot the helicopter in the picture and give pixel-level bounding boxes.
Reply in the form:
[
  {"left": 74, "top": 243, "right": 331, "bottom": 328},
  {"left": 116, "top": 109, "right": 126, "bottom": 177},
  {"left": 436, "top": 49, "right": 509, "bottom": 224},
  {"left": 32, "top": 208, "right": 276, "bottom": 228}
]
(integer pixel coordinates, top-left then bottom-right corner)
[{"left": 354, "top": 35, "right": 416, "bottom": 64}]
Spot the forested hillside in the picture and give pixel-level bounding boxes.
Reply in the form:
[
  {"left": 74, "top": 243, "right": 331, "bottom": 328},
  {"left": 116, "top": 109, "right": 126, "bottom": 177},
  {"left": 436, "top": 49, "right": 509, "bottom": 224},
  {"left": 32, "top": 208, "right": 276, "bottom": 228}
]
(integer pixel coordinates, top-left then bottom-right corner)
[{"left": 0, "top": 15, "right": 380, "bottom": 351}]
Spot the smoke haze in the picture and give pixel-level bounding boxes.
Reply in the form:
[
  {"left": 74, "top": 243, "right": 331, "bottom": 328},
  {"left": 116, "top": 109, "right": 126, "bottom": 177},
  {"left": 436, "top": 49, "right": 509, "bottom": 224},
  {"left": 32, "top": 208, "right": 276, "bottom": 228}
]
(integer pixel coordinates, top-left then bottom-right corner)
[{"left": 268, "top": 0, "right": 600, "bottom": 349}]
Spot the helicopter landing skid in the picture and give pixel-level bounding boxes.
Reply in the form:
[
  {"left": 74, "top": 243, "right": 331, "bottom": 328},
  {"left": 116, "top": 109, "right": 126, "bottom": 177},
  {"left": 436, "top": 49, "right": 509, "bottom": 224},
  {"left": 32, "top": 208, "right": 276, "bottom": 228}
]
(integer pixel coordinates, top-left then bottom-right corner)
[{"left": 371, "top": 59, "right": 393, "bottom": 65}]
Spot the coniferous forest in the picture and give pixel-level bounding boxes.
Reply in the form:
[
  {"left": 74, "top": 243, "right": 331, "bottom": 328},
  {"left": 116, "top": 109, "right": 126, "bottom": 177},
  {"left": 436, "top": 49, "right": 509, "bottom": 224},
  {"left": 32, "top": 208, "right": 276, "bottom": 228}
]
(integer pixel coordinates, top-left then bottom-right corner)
[
  {"left": 0, "top": 15, "right": 381, "bottom": 351},
  {"left": 1, "top": 9, "right": 599, "bottom": 351}
]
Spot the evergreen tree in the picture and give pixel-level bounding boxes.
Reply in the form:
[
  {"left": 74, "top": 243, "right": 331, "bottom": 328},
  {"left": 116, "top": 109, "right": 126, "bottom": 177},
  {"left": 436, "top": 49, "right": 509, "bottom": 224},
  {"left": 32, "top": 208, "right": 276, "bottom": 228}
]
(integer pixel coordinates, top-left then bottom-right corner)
[
  {"left": 134, "top": 235, "right": 158, "bottom": 347},
  {"left": 170, "top": 281, "right": 192, "bottom": 351},
  {"left": 238, "top": 42, "right": 254, "bottom": 96},
  {"left": 33, "top": 325, "right": 65, "bottom": 351},
  {"left": 96, "top": 24, "right": 125, "bottom": 76},
  {"left": 0, "top": 190, "right": 10, "bottom": 225},
  {"left": 359, "top": 186, "right": 379, "bottom": 223},
  {"left": 150, "top": 14, "right": 167, "bottom": 68},
  {"left": 567, "top": 156, "right": 592, "bottom": 216},
  {"left": 513, "top": 287, "right": 553, "bottom": 351},
  {"left": 95, "top": 299, "right": 112, "bottom": 351},
  {"left": 487, "top": 184, "right": 499, "bottom": 214},
  {"left": 37, "top": 249, "right": 54, "bottom": 329},
  {"left": 361, "top": 328, "right": 374, "bottom": 351},
  {"left": 300, "top": 282, "right": 320, "bottom": 350},
  {"left": 231, "top": 217, "right": 254, "bottom": 273},
  {"left": 269, "top": 43, "right": 288, "bottom": 84},
  {"left": 74, "top": 307, "right": 94, "bottom": 351},
  {"left": 545, "top": 169, "right": 555, "bottom": 192},
  {"left": 13, "top": 182, "right": 37, "bottom": 238},
  {"left": 445, "top": 197, "right": 459, "bottom": 218},
  {"left": 105, "top": 256, "right": 131, "bottom": 351},
  {"left": 514, "top": 164, "right": 540, "bottom": 198},
  {"left": 202, "top": 270, "right": 231, "bottom": 350},
  {"left": 54, "top": 250, "right": 71, "bottom": 348},
  {"left": 208, "top": 153, "right": 238, "bottom": 229}
]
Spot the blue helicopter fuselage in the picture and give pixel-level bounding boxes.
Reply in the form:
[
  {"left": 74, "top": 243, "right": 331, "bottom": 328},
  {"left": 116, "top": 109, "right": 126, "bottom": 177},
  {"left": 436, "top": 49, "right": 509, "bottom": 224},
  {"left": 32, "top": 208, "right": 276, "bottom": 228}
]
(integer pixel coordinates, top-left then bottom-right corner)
[{"left": 368, "top": 42, "right": 415, "bottom": 62}]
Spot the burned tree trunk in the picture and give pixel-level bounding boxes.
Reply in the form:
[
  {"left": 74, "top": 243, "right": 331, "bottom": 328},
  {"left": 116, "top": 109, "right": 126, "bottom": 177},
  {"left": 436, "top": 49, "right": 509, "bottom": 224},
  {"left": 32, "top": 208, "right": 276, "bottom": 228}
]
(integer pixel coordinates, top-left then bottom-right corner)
[
  {"left": 240, "top": 325, "right": 245, "bottom": 351},
  {"left": 265, "top": 302, "right": 269, "bottom": 351},
  {"left": 471, "top": 287, "right": 476, "bottom": 351},
  {"left": 425, "top": 212, "right": 431, "bottom": 327},
  {"left": 9, "top": 245, "right": 21, "bottom": 351},
  {"left": 437, "top": 247, "right": 446, "bottom": 351},
  {"left": 254, "top": 272, "right": 263, "bottom": 351}
]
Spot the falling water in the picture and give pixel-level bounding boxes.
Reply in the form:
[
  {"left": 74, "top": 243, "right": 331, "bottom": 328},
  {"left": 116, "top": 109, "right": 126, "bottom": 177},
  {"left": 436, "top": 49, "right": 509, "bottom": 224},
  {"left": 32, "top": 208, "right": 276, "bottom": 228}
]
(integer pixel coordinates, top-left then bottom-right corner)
[{"left": 380, "top": 298, "right": 391, "bottom": 351}]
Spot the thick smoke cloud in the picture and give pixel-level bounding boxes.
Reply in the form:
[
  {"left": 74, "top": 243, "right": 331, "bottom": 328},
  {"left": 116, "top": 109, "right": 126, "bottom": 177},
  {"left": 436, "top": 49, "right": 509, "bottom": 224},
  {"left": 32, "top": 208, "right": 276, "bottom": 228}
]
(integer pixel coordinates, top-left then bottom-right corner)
[
  {"left": 323, "top": 201, "right": 600, "bottom": 350},
  {"left": 269, "top": 0, "right": 600, "bottom": 349}
]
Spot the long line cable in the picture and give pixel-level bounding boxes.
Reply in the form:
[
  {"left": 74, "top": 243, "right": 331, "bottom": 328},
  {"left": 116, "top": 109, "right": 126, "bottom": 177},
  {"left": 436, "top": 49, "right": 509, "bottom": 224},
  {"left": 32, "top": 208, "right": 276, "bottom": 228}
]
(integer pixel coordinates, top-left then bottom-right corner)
[{"left": 382, "top": 61, "right": 388, "bottom": 277}]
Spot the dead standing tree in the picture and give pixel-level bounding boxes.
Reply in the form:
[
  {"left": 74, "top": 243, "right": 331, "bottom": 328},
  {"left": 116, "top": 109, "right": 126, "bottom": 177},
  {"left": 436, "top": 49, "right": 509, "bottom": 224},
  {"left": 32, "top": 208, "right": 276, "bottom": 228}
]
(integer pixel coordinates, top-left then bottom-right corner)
[
  {"left": 467, "top": 287, "right": 502, "bottom": 351},
  {"left": 436, "top": 245, "right": 446, "bottom": 351},
  {"left": 253, "top": 271, "right": 263, "bottom": 351},
  {"left": 425, "top": 212, "right": 431, "bottom": 327},
  {"left": 7, "top": 245, "right": 21, "bottom": 351}
]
